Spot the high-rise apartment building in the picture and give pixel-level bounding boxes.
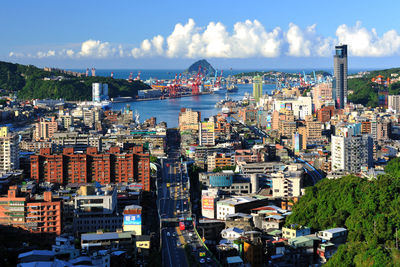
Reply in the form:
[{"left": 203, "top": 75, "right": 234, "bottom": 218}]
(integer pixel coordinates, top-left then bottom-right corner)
[
  {"left": 199, "top": 120, "right": 215, "bottom": 146},
  {"left": 333, "top": 44, "right": 348, "bottom": 109},
  {"left": 0, "top": 127, "right": 19, "bottom": 172},
  {"left": 34, "top": 117, "right": 58, "bottom": 141},
  {"left": 331, "top": 134, "right": 373, "bottom": 173},
  {"left": 253, "top": 75, "right": 263, "bottom": 101},
  {"left": 0, "top": 187, "right": 62, "bottom": 235},
  {"left": 92, "top": 83, "right": 109, "bottom": 102},
  {"left": 388, "top": 95, "right": 400, "bottom": 112},
  {"left": 313, "top": 82, "right": 333, "bottom": 110},
  {"left": 30, "top": 146, "right": 151, "bottom": 190},
  {"left": 179, "top": 108, "right": 201, "bottom": 131}
]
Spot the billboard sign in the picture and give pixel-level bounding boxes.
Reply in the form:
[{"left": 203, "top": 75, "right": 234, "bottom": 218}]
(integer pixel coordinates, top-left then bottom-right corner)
[
  {"left": 202, "top": 196, "right": 214, "bottom": 210},
  {"left": 124, "top": 214, "right": 141, "bottom": 225}
]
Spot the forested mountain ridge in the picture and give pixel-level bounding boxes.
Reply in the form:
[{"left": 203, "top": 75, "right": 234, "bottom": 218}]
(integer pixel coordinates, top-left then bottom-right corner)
[{"left": 0, "top": 61, "right": 150, "bottom": 101}]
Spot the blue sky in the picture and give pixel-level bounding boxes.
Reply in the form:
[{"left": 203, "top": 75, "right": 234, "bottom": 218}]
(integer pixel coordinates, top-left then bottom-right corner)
[{"left": 2, "top": 0, "right": 400, "bottom": 69}]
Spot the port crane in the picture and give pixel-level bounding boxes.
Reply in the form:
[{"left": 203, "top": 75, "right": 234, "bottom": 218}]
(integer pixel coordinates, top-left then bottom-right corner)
[
  {"left": 191, "top": 66, "right": 202, "bottom": 95},
  {"left": 168, "top": 73, "right": 179, "bottom": 98},
  {"left": 128, "top": 72, "right": 133, "bottom": 83},
  {"left": 134, "top": 71, "right": 141, "bottom": 81}
]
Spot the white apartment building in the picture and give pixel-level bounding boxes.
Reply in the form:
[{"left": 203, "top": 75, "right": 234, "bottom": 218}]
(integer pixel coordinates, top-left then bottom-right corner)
[
  {"left": 0, "top": 127, "right": 19, "bottom": 172},
  {"left": 388, "top": 95, "right": 400, "bottom": 112},
  {"left": 331, "top": 134, "right": 373, "bottom": 174},
  {"left": 273, "top": 96, "right": 312, "bottom": 120},
  {"left": 271, "top": 166, "right": 303, "bottom": 198}
]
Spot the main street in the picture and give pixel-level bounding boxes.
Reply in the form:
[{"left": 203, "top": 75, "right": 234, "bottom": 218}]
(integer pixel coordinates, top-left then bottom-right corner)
[{"left": 157, "top": 129, "right": 219, "bottom": 267}]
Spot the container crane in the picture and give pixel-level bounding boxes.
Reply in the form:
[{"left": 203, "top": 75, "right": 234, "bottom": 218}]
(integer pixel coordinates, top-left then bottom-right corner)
[
  {"left": 134, "top": 71, "right": 141, "bottom": 81},
  {"left": 128, "top": 72, "right": 133, "bottom": 83},
  {"left": 168, "top": 73, "right": 179, "bottom": 98},
  {"left": 191, "top": 66, "right": 202, "bottom": 95}
]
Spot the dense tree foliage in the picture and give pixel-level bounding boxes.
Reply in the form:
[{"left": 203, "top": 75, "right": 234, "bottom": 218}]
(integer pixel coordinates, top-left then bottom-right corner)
[
  {"left": 347, "top": 78, "right": 380, "bottom": 107},
  {"left": 0, "top": 60, "right": 150, "bottom": 100},
  {"left": 347, "top": 68, "right": 400, "bottom": 108},
  {"left": 286, "top": 160, "right": 400, "bottom": 266}
]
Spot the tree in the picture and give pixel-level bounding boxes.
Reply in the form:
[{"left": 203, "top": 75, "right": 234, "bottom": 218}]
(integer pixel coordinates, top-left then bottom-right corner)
[{"left": 286, "top": 172, "right": 400, "bottom": 265}]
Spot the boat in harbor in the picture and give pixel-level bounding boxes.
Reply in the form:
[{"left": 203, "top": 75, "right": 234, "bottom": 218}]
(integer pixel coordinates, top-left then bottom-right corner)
[
  {"left": 215, "top": 93, "right": 232, "bottom": 108},
  {"left": 211, "top": 85, "right": 226, "bottom": 93},
  {"left": 111, "top": 96, "right": 134, "bottom": 103},
  {"left": 227, "top": 83, "right": 238, "bottom": 92}
]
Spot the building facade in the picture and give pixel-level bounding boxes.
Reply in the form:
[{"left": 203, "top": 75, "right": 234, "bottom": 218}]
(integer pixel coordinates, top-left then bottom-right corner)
[
  {"left": 253, "top": 75, "right": 263, "bottom": 101},
  {"left": 31, "top": 146, "right": 151, "bottom": 190},
  {"left": 34, "top": 117, "right": 58, "bottom": 141},
  {"left": 333, "top": 44, "right": 348, "bottom": 109},
  {"left": 331, "top": 134, "right": 373, "bottom": 173},
  {"left": 0, "top": 127, "right": 19, "bottom": 171},
  {"left": 0, "top": 187, "right": 62, "bottom": 235}
]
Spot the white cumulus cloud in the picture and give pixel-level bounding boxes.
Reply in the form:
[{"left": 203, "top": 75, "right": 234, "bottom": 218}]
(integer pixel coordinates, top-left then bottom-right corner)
[
  {"left": 8, "top": 20, "right": 400, "bottom": 59},
  {"left": 77, "top": 39, "right": 117, "bottom": 58},
  {"left": 133, "top": 18, "right": 282, "bottom": 58},
  {"left": 336, "top": 21, "right": 400, "bottom": 56},
  {"left": 131, "top": 35, "right": 164, "bottom": 58},
  {"left": 286, "top": 23, "right": 334, "bottom": 57}
]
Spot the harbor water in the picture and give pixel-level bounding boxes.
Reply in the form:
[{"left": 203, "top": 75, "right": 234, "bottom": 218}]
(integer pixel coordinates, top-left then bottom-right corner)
[{"left": 111, "top": 83, "right": 276, "bottom": 128}]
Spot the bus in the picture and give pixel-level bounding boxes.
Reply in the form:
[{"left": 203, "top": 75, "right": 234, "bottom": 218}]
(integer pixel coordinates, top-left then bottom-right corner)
[{"left": 179, "top": 221, "right": 185, "bottom": 231}]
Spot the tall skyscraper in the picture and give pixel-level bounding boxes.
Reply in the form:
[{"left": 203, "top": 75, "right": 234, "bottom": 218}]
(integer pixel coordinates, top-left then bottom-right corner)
[
  {"left": 253, "top": 75, "right": 263, "bottom": 101},
  {"left": 333, "top": 44, "right": 348, "bottom": 109}
]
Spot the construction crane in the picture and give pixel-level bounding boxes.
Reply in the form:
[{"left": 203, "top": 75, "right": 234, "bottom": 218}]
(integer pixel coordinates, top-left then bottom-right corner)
[
  {"left": 86, "top": 68, "right": 89, "bottom": 77},
  {"left": 128, "top": 72, "right": 133, "bottom": 83},
  {"left": 91, "top": 68, "right": 96, "bottom": 77},
  {"left": 111, "top": 72, "right": 114, "bottom": 78}
]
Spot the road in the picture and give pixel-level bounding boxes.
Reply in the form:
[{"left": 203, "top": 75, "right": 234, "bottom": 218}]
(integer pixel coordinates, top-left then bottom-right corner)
[{"left": 157, "top": 130, "right": 220, "bottom": 267}]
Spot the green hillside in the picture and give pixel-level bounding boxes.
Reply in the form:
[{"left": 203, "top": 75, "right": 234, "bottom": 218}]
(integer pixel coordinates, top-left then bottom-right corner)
[
  {"left": 286, "top": 158, "right": 400, "bottom": 266},
  {"left": 0, "top": 61, "right": 150, "bottom": 101},
  {"left": 348, "top": 68, "right": 400, "bottom": 107}
]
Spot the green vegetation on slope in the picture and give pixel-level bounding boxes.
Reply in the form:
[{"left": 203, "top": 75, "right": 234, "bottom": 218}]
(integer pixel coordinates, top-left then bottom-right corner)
[
  {"left": 348, "top": 68, "right": 400, "bottom": 108},
  {"left": 286, "top": 158, "right": 400, "bottom": 266},
  {"left": 0, "top": 61, "right": 150, "bottom": 100}
]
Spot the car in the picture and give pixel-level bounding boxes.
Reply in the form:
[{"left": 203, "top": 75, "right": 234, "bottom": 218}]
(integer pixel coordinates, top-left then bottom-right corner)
[
  {"left": 206, "top": 258, "right": 212, "bottom": 263},
  {"left": 166, "top": 232, "right": 170, "bottom": 236},
  {"left": 199, "top": 258, "right": 206, "bottom": 264},
  {"left": 177, "top": 241, "right": 181, "bottom": 247},
  {"left": 172, "top": 232, "right": 176, "bottom": 237}
]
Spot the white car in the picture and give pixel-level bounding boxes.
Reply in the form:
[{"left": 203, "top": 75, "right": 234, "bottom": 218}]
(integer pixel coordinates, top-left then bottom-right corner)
[{"left": 167, "top": 232, "right": 170, "bottom": 236}]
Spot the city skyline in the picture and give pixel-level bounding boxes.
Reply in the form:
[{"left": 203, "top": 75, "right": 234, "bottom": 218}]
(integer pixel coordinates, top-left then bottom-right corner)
[{"left": 2, "top": 0, "right": 400, "bottom": 69}]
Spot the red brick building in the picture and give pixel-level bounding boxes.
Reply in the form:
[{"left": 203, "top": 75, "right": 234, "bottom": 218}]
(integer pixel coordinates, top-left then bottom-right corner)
[
  {"left": 31, "top": 146, "right": 151, "bottom": 191},
  {"left": 0, "top": 187, "right": 62, "bottom": 235}
]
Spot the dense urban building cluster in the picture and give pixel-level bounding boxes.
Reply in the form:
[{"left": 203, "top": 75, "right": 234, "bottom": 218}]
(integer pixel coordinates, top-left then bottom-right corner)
[{"left": 1, "top": 44, "right": 400, "bottom": 266}]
